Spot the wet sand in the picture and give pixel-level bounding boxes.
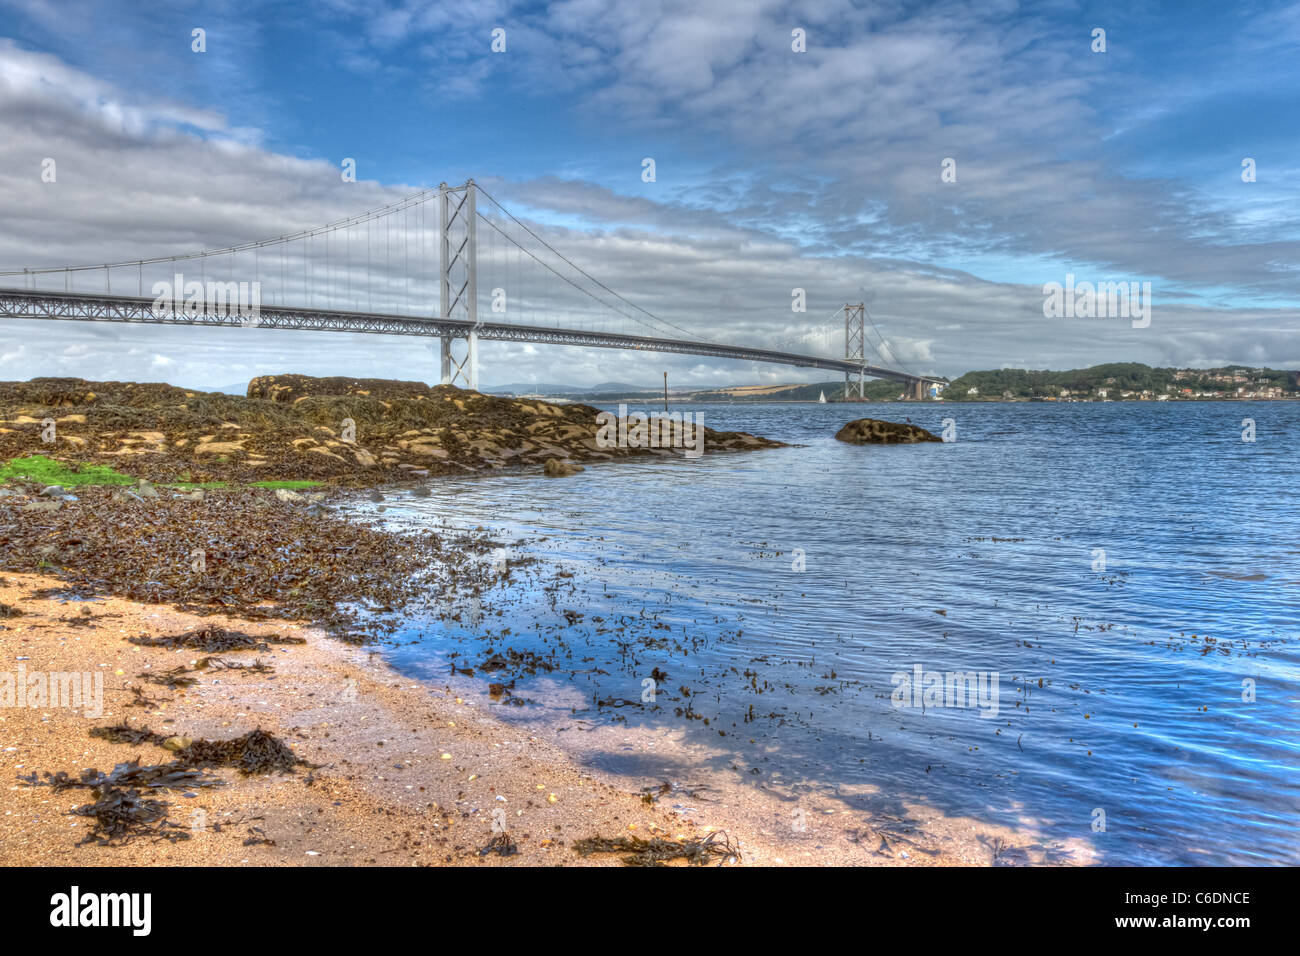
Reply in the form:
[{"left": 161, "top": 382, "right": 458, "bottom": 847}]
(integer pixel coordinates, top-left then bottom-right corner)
[{"left": 0, "top": 571, "right": 1092, "bottom": 866}]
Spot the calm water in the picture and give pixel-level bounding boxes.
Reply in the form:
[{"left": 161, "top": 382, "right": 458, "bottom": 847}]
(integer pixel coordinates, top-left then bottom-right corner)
[{"left": 369, "top": 401, "right": 1300, "bottom": 865}]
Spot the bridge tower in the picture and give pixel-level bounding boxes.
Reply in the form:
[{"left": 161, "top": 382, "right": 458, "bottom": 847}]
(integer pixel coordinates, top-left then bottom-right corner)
[
  {"left": 438, "top": 180, "right": 479, "bottom": 389},
  {"left": 843, "top": 303, "right": 865, "bottom": 401}
]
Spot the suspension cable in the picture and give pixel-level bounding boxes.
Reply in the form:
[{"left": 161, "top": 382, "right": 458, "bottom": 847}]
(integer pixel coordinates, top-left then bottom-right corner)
[{"left": 474, "top": 184, "right": 707, "bottom": 342}]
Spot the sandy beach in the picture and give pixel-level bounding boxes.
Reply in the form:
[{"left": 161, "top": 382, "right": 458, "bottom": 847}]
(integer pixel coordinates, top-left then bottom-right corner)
[
  {"left": 0, "top": 570, "right": 736, "bottom": 866},
  {"left": 0, "top": 569, "right": 1094, "bottom": 866}
]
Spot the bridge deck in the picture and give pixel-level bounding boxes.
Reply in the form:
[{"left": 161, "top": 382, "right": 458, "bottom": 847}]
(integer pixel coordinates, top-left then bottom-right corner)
[{"left": 0, "top": 288, "right": 942, "bottom": 385}]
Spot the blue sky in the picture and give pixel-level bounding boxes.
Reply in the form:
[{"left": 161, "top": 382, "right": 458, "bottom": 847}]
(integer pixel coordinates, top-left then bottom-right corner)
[{"left": 0, "top": 0, "right": 1298, "bottom": 389}]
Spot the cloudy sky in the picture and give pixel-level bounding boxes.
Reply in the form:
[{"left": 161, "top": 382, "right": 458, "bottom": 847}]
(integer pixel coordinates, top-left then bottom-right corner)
[{"left": 1, "top": 0, "right": 1298, "bottom": 390}]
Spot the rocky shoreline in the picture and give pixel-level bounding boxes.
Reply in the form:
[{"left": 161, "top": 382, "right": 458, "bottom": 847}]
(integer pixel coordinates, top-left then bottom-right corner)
[
  {"left": 0, "top": 373, "right": 784, "bottom": 651},
  {"left": 0, "top": 376, "right": 782, "bottom": 488}
]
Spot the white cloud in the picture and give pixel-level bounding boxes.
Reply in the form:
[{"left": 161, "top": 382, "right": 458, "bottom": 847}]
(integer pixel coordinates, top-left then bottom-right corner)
[
  {"left": 1, "top": 12, "right": 1298, "bottom": 391},
  {"left": 0, "top": 342, "right": 28, "bottom": 365}
]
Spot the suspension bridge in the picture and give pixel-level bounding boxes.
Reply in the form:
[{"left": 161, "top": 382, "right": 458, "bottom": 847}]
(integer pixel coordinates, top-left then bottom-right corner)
[{"left": 0, "top": 180, "right": 945, "bottom": 399}]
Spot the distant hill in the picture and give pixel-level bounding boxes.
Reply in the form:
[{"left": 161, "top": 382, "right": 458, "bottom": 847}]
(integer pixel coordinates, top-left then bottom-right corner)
[
  {"left": 483, "top": 382, "right": 594, "bottom": 395},
  {"left": 171, "top": 363, "right": 1300, "bottom": 407},
  {"left": 484, "top": 381, "right": 661, "bottom": 396},
  {"left": 547, "top": 380, "right": 908, "bottom": 403},
  {"left": 687, "top": 381, "right": 901, "bottom": 402},
  {"left": 511, "top": 362, "right": 1300, "bottom": 404},
  {"left": 188, "top": 382, "right": 249, "bottom": 396},
  {"left": 943, "top": 363, "right": 1300, "bottom": 401},
  {"left": 588, "top": 381, "right": 672, "bottom": 393}
]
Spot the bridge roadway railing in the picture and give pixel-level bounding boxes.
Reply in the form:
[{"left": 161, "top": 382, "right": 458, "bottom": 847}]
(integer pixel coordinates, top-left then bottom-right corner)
[{"left": 0, "top": 287, "right": 942, "bottom": 387}]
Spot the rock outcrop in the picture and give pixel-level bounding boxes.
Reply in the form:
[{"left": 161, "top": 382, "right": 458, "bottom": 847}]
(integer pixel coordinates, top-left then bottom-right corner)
[
  {"left": 247, "top": 375, "right": 436, "bottom": 403},
  {"left": 542, "top": 458, "right": 584, "bottom": 477},
  {"left": 0, "top": 376, "right": 783, "bottom": 487},
  {"left": 834, "top": 418, "right": 942, "bottom": 444}
]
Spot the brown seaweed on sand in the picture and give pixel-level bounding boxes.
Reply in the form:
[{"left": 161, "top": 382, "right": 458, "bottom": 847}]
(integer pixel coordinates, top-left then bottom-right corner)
[
  {"left": 572, "top": 830, "right": 740, "bottom": 866},
  {"left": 19, "top": 759, "right": 225, "bottom": 846},
  {"left": 91, "top": 723, "right": 314, "bottom": 776},
  {"left": 129, "top": 625, "right": 304, "bottom": 652},
  {"left": 21, "top": 759, "right": 222, "bottom": 793},
  {"left": 134, "top": 656, "right": 272, "bottom": 691},
  {"left": 199, "top": 656, "right": 274, "bottom": 675},
  {"left": 0, "top": 486, "right": 490, "bottom": 644},
  {"left": 477, "top": 833, "right": 519, "bottom": 857},
  {"left": 125, "top": 685, "right": 165, "bottom": 708},
  {"left": 70, "top": 788, "right": 189, "bottom": 846},
  {"left": 243, "top": 826, "right": 277, "bottom": 847},
  {"left": 137, "top": 665, "right": 199, "bottom": 689}
]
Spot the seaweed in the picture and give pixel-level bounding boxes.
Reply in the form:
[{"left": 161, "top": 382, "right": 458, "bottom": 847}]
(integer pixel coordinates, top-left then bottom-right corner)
[
  {"left": 479, "top": 648, "right": 557, "bottom": 676},
  {"left": 129, "top": 626, "right": 305, "bottom": 652},
  {"left": 242, "top": 826, "right": 276, "bottom": 847},
  {"left": 135, "top": 655, "right": 273, "bottom": 689},
  {"left": 594, "top": 695, "right": 644, "bottom": 709},
  {"left": 639, "top": 781, "right": 672, "bottom": 805},
  {"left": 182, "top": 729, "right": 313, "bottom": 775},
  {"left": 571, "top": 830, "right": 740, "bottom": 866},
  {"left": 477, "top": 833, "right": 519, "bottom": 857},
  {"left": 20, "top": 759, "right": 228, "bottom": 847},
  {"left": 0, "top": 486, "right": 482, "bottom": 644},
  {"left": 63, "top": 606, "right": 116, "bottom": 628},
  {"left": 0, "top": 602, "right": 21, "bottom": 617},
  {"left": 89, "top": 724, "right": 157, "bottom": 746},
  {"left": 70, "top": 787, "right": 189, "bottom": 846},
  {"left": 90, "top": 723, "right": 314, "bottom": 776},
  {"left": 199, "top": 656, "right": 275, "bottom": 675},
  {"left": 126, "top": 685, "right": 166, "bottom": 708},
  {"left": 20, "top": 758, "right": 223, "bottom": 792},
  {"left": 0, "top": 375, "right": 780, "bottom": 493},
  {"left": 138, "top": 665, "right": 198, "bottom": 689},
  {"left": 26, "top": 586, "right": 96, "bottom": 601}
]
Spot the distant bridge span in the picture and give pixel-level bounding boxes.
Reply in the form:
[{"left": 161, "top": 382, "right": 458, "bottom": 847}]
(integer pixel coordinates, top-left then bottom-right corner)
[
  {"left": 0, "top": 288, "right": 944, "bottom": 392},
  {"left": 0, "top": 180, "right": 947, "bottom": 398}
]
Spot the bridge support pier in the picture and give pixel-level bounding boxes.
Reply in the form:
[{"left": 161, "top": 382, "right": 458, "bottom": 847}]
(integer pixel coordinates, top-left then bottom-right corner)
[
  {"left": 439, "top": 330, "right": 478, "bottom": 390},
  {"left": 843, "top": 303, "right": 866, "bottom": 401},
  {"left": 438, "top": 180, "right": 479, "bottom": 390}
]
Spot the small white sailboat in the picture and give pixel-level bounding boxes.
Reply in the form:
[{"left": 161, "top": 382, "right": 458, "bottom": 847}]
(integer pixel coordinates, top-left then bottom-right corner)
[{"left": 818, "top": 390, "right": 826, "bottom": 403}]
